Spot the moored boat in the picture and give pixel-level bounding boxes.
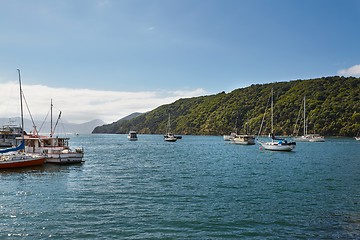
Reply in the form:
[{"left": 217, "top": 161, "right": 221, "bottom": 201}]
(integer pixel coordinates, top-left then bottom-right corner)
[
  {"left": 164, "top": 113, "right": 177, "bottom": 142},
  {"left": 19, "top": 99, "right": 84, "bottom": 164},
  {"left": 257, "top": 88, "right": 296, "bottom": 151},
  {"left": 18, "top": 134, "right": 84, "bottom": 164},
  {"left": 223, "top": 132, "right": 236, "bottom": 141},
  {"left": 0, "top": 150, "right": 46, "bottom": 169},
  {"left": 128, "top": 130, "right": 138, "bottom": 141},
  {"left": 232, "top": 134, "right": 255, "bottom": 145},
  {"left": 294, "top": 96, "right": 325, "bottom": 142},
  {"left": 164, "top": 133, "right": 177, "bottom": 142},
  {"left": 0, "top": 124, "right": 22, "bottom": 148},
  {"left": 0, "top": 69, "right": 46, "bottom": 169}
]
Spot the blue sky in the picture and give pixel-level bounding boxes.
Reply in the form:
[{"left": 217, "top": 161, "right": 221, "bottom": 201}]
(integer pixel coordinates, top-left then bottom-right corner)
[{"left": 0, "top": 0, "right": 360, "bottom": 123}]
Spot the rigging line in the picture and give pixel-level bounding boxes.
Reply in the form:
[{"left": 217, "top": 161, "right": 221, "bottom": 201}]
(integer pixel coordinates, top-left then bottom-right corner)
[
  {"left": 38, "top": 108, "right": 50, "bottom": 133},
  {"left": 21, "top": 91, "right": 39, "bottom": 135},
  {"left": 257, "top": 92, "right": 271, "bottom": 137},
  {"left": 293, "top": 98, "right": 303, "bottom": 136}
]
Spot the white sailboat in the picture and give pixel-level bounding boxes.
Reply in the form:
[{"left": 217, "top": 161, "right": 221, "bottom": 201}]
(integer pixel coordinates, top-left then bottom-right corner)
[
  {"left": 294, "top": 96, "right": 325, "bottom": 142},
  {"left": 164, "top": 113, "right": 177, "bottom": 142},
  {"left": 355, "top": 129, "right": 360, "bottom": 141},
  {"left": 257, "top": 88, "right": 296, "bottom": 151}
]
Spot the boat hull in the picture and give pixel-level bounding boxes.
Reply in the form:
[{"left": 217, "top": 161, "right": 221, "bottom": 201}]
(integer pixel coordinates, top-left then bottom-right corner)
[
  {"left": 164, "top": 137, "right": 177, "bottom": 142},
  {"left": 258, "top": 141, "right": 296, "bottom": 151},
  {"left": 294, "top": 135, "right": 325, "bottom": 142},
  {"left": 45, "top": 152, "right": 84, "bottom": 164},
  {"left": 0, "top": 155, "right": 46, "bottom": 169},
  {"left": 232, "top": 135, "right": 255, "bottom": 145}
]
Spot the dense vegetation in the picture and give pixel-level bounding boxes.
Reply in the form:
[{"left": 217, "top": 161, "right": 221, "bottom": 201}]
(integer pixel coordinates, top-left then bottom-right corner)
[{"left": 92, "top": 76, "right": 360, "bottom": 137}]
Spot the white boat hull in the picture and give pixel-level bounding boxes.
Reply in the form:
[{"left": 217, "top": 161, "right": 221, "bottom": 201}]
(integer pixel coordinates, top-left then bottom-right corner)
[
  {"left": 232, "top": 135, "right": 255, "bottom": 145},
  {"left": 294, "top": 135, "right": 325, "bottom": 142},
  {"left": 45, "top": 152, "right": 84, "bottom": 164},
  {"left": 258, "top": 140, "right": 296, "bottom": 151}
]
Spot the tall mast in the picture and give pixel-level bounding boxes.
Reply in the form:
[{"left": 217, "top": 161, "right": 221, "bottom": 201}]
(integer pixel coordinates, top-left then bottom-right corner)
[
  {"left": 50, "top": 99, "right": 53, "bottom": 137},
  {"left": 303, "top": 96, "right": 306, "bottom": 136},
  {"left": 17, "top": 69, "right": 24, "bottom": 143},
  {"left": 271, "top": 88, "right": 274, "bottom": 134},
  {"left": 168, "top": 113, "right": 171, "bottom": 132}
]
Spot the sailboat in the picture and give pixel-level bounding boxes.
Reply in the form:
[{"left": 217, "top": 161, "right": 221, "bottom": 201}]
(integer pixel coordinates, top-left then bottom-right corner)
[
  {"left": 257, "top": 88, "right": 296, "bottom": 151},
  {"left": 0, "top": 69, "right": 46, "bottom": 169},
  {"left": 164, "top": 113, "right": 177, "bottom": 142},
  {"left": 294, "top": 96, "right": 325, "bottom": 142},
  {"left": 20, "top": 99, "right": 84, "bottom": 164},
  {"left": 355, "top": 129, "right": 360, "bottom": 141}
]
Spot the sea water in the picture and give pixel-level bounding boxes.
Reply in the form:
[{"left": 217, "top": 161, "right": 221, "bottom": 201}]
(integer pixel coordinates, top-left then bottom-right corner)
[{"left": 0, "top": 134, "right": 359, "bottom": 239}]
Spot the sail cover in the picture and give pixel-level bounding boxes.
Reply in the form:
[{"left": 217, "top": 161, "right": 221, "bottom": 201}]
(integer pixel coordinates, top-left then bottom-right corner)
[{"left": 0, "top": 141, "right": 25, "bottom": 154}]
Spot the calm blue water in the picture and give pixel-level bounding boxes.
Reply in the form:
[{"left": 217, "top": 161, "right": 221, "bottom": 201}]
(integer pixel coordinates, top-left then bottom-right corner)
[{"left": 1, "top": 135, "right": 360, "bottom": 239}]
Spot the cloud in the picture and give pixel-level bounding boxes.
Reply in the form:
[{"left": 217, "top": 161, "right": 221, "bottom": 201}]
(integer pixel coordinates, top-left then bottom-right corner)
[
  {"left": 338, "top": 64, "right": 360, "bottom": 76},
  {"left": 0, "top": 82, "right": 207, "bottom": 124}
]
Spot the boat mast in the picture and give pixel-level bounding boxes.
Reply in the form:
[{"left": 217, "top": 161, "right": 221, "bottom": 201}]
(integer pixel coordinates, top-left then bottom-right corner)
[
  {"left": 17, "top": 69, "right": 25, "bottom": 147},
  {"left": 271, "top": 88, "right": 274, "bottom": 135},
  {"left": 168, "top": 113, "right": 171, "bottom": 133},
  {"left": 303, "top": 96, "right": 306, "bottom": 136},
  {"left": 50, "top": 99, "right": 53, "bottom": 137}
]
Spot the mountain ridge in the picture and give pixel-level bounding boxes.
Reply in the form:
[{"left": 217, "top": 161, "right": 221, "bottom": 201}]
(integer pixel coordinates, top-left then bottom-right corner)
[{"left": 0, "top": 118, "right": 105, "bottom": 134}]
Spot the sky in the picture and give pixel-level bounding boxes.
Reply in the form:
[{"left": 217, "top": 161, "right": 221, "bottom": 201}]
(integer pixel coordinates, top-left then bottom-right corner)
[{"left": 0, "top": 0, "right": 360, "bottom": 124}]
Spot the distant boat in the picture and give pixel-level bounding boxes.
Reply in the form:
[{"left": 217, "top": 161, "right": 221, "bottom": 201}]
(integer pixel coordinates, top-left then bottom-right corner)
[
  {"left": 257, "top": 88, "right": 296, "bottom": 151},
  {"left": 164, "top": 113, "right": 177, "bottom": 142},
  {"left": 355, "top": 129, "right": 360, "bottom": 141},
  {"left": 0, "top": 69, "right": 46, "bottom": 169},
  {"left": 232, "top": 134, "right": 255, "bottom": 145},
  {"left": 294, "top": 96, "right": 325, "bottom": 142},
  {"left": 223, "top": 132, "right": 236, "bottom": 141},
  {"left": 128, "top": 130, "right": 138, "bottom": 141},
  {"left": 164, "top": 133, "right": 177, "bottom": 142},
  {"left": 224, "top": 118, "right": 238, "bottom": 141}
]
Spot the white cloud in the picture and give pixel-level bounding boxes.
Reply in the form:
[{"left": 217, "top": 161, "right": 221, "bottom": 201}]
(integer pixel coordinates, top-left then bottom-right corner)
[
  {"left": 0, "top": 82, "right": 207, "bottom": 124},
  {"left": 338, "top": 64, "right": 360, "bottom": 76}
]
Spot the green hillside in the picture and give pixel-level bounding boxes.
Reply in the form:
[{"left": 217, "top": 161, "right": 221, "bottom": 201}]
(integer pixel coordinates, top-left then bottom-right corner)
[{"left": 92, "top": 76, "right": 360, "bottom": 137}]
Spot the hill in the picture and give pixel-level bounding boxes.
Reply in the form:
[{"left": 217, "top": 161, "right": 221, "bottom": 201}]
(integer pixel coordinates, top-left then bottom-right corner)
[
  {"left": 92, "top": 112, "right": 143, "bottom": 133},
  {"left": 91, "top": 76, "right": 360, "bottom": 137}
]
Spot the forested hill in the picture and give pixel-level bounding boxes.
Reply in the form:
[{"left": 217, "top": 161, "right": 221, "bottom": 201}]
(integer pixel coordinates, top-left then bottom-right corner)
[{"left": 92, "top": 76, "right": 360, "bottom": 137}]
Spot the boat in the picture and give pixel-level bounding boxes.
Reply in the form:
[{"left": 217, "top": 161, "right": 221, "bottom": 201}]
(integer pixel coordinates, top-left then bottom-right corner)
[
  {"left": 232, "top": 134, "right": 255, "bottom": 145},
  {"left": 0, "top": 69, "right": 46, "bottom": 169},
  {"left": 223, "top": 132, "right": 236, "bottom": 141},
  {"left": 164, "top": 133, "right": 177, "bottom": 142},
  {"left": 19, "top": 99, "right": 84, "bottom": 164},
  {"left": 18, "top": 134, "right": 84, "bottom": 164},
  {"left": 164, "top": 113, "right": 177, "bottom": 142},
  {"left": 128, "top": 130, "right": 138, "bottom": 141},
  {"left": 0, "top": 122, "right": 22, "bottom": 148},
  {"left": 294, "top": 96, "right": 325, "bottom": 142},
  {"left": 257, "top": 88, "right": 296, "bottom": 151},
  {"left": 355, "top": 129, "right": 360, "bottom": 141}
]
